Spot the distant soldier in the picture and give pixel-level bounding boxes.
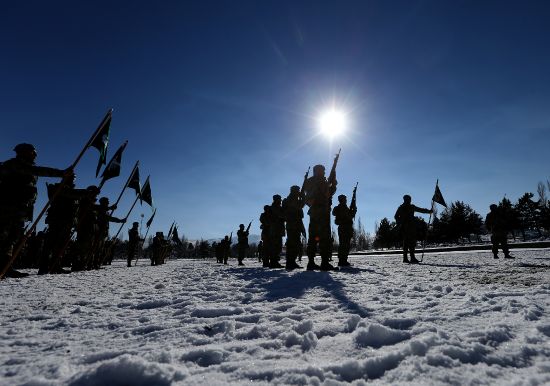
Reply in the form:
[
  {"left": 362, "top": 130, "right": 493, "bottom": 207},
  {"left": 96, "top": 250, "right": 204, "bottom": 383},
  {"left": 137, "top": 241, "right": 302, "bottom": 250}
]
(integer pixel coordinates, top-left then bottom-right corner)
[
  {"left": 303, "top": 164, "right": 337, "bottom": 271},
  {"left": 257, "top": 240, "right": 264, "bottom": 263},
  {"left": 94, "top": 197, "right": 125, "bottom": 268},
  {"left": 73, "top": 185, "right": 100, "bottom": 271},
  {"left": 221, "top": 235, "right": 232, "bottom": 264},
  {"left": 332, "top": 194, "right": 356, "bottom": 267},
  {"left": 237, "top": 223, "right": 250, "bottom": 266},
  {"left": 152, "top": 232, "right": 164, "bottom": 266},
  {"left": 269, "top": 195, "right": 285, "bottom": 268},
  {"left": 127, "top": 222, "right": 144, "bottom": 267},
  {"left": 0, "top": 143, "right": 71, "bottom": 278},
  {"left": 214, "top": 241, "right": 222, "bottom": 263},
  {"left": 282, "top": 185, "right": 306, "bottom": 270},
  {"left": 394, "top": 194, "right": 432, "bottom": 264},
  {"left": 259, "top": 205, "right": 271, "bottom": 267},
  {"left": 40, "top": 174, "right": 87, "bottom": 274},
  {"left": 485, "top": 204, "right": 513, "bottom": 259}
]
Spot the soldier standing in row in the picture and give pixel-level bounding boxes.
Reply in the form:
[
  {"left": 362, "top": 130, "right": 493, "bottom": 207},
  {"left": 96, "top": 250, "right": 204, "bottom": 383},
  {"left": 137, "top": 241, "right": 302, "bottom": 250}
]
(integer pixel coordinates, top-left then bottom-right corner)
[
  {"left": 485, "top": 204, "right": 513, "bottom": 259},
  {"left": 257, "top": 240, "right": 263, "bottom": 263},
  {"left": 237, "top": 223, "right": 250, "bottom": 266},
  {"left": 127, "top": 222, "right": 144, "bottom": 267},
  {"left": 303, "top": 164, "right": 337, "bottom": 271},
  {"left": 94, "top": 197, "right": 125, "bottom": 268},
  {"left": 394, "top": 194, "right": 432, "bottom": 264},
  {"left": 259, "top": 205, "right": 271, "bottom": 267},
  {"left": 72, "top": 185, "right": 100, "bottom": 271},
  {"left": 40, "top": 174, "right": 87, "bottom": 274},
  {"left": 282, "top": 185, "right": 305, "bottom": 270},
  {"left": 332, "top": 194, "right": 356, "bottom": 267},
  {"left": 268, "top": 195, "right": 285, "bottom": 268},
  {"left": 221, "top": 235, "right": 232, "bottom": 264},
  {"left": 152, "top": 232, "right": 164, "bottom": 265},
  {"left": 0, "top": 143, "right": 71, "bottom": 278}
]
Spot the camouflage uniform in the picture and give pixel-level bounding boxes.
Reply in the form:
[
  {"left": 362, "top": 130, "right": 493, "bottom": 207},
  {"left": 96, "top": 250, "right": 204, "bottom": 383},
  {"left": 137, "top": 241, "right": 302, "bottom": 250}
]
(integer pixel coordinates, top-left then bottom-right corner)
[
  {"left": 303, "top": 165, "right": 336, "bottom": 270},
  {"left": 332, "top": 195, "right": 356, "bottom": 267},
  {"left": 282, "top": 186, "right": 305, "bottom": 269},
  {"left": 0, "top": 146, "right": 66, "bottom": 277},
  {"left": 73, "top": 188, "right": 99, "bottom": 271},
  {"left": 485, "top": 204, "right": 512, "bottom": 259},
  {"left": 394, "top": 195, "right": 431, "bottom": 264}
]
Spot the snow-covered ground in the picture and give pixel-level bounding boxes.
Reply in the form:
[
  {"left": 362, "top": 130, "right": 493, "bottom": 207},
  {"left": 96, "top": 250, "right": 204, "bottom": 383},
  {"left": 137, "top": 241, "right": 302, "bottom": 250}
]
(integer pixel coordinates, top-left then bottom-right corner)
[{"left": 1, "top": 249, "right": 549, "bottom": 386}]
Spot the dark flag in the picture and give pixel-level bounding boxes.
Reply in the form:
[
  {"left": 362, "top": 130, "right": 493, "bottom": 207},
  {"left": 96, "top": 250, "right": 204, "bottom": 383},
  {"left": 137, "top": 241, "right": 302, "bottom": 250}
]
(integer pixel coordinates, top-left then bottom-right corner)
[
  {"left": 141, "top": 176, "right": 153, "bottom": 207},
  {"left": 167, "top": 222, "right": 175, "bottom": 238},
  {"left": 91, "top": 110, "right": 112, "bottom": 177},
  {"left": 127, "top": 164, "right": 141, "bottom": 198},
  {"left": 172, "top": 226, "right": 183, "bottom": 245},
  {"left": 432, "top": 183, "right": 447, "bottom": 208},
  {"left": 146, "top": 209, "right": 156, "bottom": 228},
  {"left": 100, "top": 141, "right": 128, "bottom": 185}
]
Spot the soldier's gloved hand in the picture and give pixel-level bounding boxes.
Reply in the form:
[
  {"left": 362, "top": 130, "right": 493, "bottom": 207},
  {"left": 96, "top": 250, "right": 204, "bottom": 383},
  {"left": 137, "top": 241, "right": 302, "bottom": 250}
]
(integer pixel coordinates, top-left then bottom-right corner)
[{"left": 63, "top": 167, "right": 75, "bottom": 179}]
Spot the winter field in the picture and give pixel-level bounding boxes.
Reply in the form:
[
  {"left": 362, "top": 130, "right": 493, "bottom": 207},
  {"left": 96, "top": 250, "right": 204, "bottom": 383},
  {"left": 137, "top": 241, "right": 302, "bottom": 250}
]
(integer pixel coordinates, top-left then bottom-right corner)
[{"left": 1, "top": 249, "right": 550, "bottom": 386}]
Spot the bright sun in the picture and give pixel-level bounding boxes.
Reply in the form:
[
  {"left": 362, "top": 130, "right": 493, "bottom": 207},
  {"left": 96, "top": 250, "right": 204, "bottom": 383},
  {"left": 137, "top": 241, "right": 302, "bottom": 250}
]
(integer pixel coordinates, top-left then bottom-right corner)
[{"left": 319, "top": 109, "right": 347, "bottom": 138}]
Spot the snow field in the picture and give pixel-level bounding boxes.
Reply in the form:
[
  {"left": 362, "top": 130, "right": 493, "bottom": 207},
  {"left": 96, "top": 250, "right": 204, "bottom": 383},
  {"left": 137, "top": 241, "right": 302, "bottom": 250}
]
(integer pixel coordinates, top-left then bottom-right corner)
[{"left": 1, "top": 249, "right": 549, "bottom": 385}]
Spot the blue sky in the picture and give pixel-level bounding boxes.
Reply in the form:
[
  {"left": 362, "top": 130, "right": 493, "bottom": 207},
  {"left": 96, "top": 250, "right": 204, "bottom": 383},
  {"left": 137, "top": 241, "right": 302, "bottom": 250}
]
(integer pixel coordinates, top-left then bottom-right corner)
[{"left": 2, "top": 0, "right": 550, "bottom": 240}]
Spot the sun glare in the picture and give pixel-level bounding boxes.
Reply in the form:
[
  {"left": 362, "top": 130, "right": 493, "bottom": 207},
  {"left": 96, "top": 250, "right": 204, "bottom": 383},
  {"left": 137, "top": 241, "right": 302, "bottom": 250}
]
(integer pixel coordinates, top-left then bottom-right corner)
[{"left": 319, "top": 109, "right": 347, "bottom": 138}]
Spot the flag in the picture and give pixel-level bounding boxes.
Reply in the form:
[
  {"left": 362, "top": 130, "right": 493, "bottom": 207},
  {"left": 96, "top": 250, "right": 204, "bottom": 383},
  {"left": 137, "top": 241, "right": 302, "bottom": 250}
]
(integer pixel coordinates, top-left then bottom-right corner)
[
  {"left": 146, "top": 209, "right": 156, "bottom": 228},
  {"left": 167, "top": 222, "right": 175, "bottom": 238},
  {"left": 141, "top": 176, "right": 153, "bottom": 207},
  {"left": 127, "top": 163, "right": 141, "bottom": 198},
  {"left": 432, "top": 183, "right": 447, "bottom": 208},
  {"left": 100, "top": 141, "right": 127, "bottom": 185},
  {"left": 91, "top": 110, "right": 112, "bottom": 177},
  {"left": 172, "top": 226, "right": 182, "bottom": 245}
]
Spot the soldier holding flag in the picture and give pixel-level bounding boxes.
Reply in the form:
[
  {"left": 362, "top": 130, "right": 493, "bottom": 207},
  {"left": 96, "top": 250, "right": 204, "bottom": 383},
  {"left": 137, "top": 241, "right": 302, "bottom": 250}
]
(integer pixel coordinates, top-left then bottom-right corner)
[{"left": 395, "top": 195, "right": 433, "bottom": 264}]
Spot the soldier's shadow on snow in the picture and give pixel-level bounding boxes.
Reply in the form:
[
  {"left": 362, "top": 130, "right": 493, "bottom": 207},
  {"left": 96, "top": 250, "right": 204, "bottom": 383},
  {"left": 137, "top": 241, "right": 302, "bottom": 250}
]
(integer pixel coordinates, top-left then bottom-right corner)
[
  {"left": 228, "top": 268, "right": 370, "bottom": 317},
  {"left": 419, "top": 262, "right": 481, "bottom": 269}
]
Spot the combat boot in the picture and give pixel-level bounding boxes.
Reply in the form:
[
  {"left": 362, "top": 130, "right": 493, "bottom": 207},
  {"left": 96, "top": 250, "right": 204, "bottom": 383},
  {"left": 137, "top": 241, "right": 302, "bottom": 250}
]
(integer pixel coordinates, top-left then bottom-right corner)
[
  {"left": 338, "top": 258, "right": 351, "bottom": 267},
  {"left": 402, "top": 257, "right": 410, "bottom": 263},
  {"left": 4, "top": 268, "right": 29, "bottom": 278},
  {"left": 410, "top": 256, "right": 420, "bottom": 264},
  {"left": 306, "top": 258, "right": 320, "bottom": 271},
  {"left": 493, "top": 253, "right": 499, "bottom": 259},
  {"left": 320, "top": 262, "right": 338, "bottom": 271},
  {"left": 504, "top": 254, "right": 515, "bottom": 259},
  {"left": 269, "top": 260, "right": 284, "bottom": 269}
]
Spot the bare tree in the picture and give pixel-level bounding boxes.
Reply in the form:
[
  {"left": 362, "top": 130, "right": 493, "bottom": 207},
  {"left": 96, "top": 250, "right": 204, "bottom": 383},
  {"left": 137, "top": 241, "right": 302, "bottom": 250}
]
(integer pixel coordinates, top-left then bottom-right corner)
[{"left": 537, "top": 181, "right": 548, "bottom": 207}]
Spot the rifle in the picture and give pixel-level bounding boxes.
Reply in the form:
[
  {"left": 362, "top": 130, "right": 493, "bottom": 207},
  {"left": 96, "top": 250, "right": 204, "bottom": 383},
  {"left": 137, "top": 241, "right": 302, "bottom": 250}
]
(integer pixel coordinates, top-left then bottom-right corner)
[
  {"left": 350, "top": 182, "right": 358, "bottom": 219},
  {"left": 327, "top": 149, "right": 341, "bottom": 205},
  {"left": 246, "top": 221, "right": 252, "bottom": 233},
  {"left": 301, "top": 166, "right": 310, "bottom": 193}
]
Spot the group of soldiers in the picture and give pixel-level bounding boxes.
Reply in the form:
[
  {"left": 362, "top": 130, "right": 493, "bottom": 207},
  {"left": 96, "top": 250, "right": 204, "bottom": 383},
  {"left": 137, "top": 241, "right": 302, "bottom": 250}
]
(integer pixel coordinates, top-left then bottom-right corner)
[
  {"left": 225, "top": 152, "right": 357, "bottom": 271},
  {"left": 0, "top": 143, "right": 154, "bottom": 278}
]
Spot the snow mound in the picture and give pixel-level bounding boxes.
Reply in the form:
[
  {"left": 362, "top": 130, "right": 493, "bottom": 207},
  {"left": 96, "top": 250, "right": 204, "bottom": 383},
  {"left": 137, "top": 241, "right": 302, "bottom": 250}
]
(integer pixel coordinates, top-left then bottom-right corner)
[
  {"left": 354, "top": 323, "right": 411, "bottom": 348},
  {"left": 190, "top": 307, "right": 244, "bottom": 318},
  {"left": 68, "top": 355, "right": 182, "bottom": 386},
  {"left": 180, "top": 348, "right": 227, "bottom": 367}
]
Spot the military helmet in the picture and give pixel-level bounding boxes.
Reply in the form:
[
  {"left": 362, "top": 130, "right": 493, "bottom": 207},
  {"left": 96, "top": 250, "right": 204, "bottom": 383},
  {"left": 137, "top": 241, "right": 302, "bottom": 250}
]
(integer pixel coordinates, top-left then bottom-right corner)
[
  {"left": 403, "top": 194, "right": 412, "bottom": 202},
  {"left": 99, "top": 197, "right": 109, "bottom": 204},
  {"left": 273, "top": 194, "right": 281, "bottom": 201},
  {"left": 133, "top": 221, "right": 139, "bottom": 227},
  {"left": 290, "top": 185, "right": 300, "bottom": 193},
  {"left": 14, "top": 143, "right": 36, "bottom": 154},
  {"left": 313, "top": 164, "right": 325, "bottom": 173},
  {"left": 239, "top": 224, "right": 244, "bottom": 228},
  {"left": 86, "top": 185, "right": 100, "bottom": 194},
  {"left": 338, "top": 194, "right": 346, "bottom": 202}
]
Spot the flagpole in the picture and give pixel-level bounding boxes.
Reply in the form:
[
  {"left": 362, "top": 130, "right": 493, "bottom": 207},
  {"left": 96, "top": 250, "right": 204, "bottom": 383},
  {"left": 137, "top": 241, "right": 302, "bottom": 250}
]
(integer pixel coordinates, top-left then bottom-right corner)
[
  {"left": 1, "top": 109, "right": 113, "bottom": 280},
  {"left": 109, "top": 160, "right": 139, "bottom": 216},
  {"left": 112, "top": 194, "right": 140, "bottom": 241},
  {"left": 420, "top": 179, "right": 438, "bottom": 262}
]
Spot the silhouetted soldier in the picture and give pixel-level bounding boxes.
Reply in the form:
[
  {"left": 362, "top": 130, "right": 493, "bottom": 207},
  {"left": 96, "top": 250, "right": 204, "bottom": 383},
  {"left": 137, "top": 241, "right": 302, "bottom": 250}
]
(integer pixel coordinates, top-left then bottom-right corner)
[
  {"left": 282, "top": 185, "right": 305, "bottom": 270},
  {"left": 485, "top": 204, "right": 513, "bottom": 259},
  {"left": 394, "top": 194, "right": 432, "bottom": 264},
  {"left": 0, "top": 143, "right": 71, "bottom": 278},
  {"left": 259, "top": 205, "right": 271, "bottom": 267},
  {"left": 332, "top": 194, "right": 356, "bottom": 267},
  {"left": 237, "top": 224, "right": 249, "bottom": 266},
  {"left": 257, "top": 240, "right": 263, "bottom": 263},
  {"left": 214, "top": 242, "right": 222, "bottom": 263},
  {"left": 40, "top": 174, "right": 87, "bottom": 274},
  {"left": 73, "top": 185, "right": 100, "bottom": 271},
  {"left": 152, "top": 232, "right": 165, "bottom": 265},
  {"left": 269, "top": 195, "right": 285, "bottom": 268},
  {"left": 94, "top": 197, "right": 125, "bottom": 268},
  {"left": 221, "top": 235, "right": 232, "bottom": 264},
  {"left": 127, "top": 222, "right": 144, "bottom": 267},
  {"left": 303, "top": 164, "right": 337, "bottom": 271}
]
